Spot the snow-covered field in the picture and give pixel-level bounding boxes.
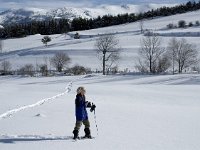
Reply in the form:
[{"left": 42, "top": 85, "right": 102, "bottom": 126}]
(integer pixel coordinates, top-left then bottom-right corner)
[
  {"left": 1, "top": 7, "right": 200, "bottom": 150},
  {"left": 0, "top": 74, "right": 200, "bottom": 150}
]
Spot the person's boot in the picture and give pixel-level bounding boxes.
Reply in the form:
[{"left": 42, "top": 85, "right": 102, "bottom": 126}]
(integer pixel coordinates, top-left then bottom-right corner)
[
  {"left": 73, "top": 129, "right": 79, "bottom": 139},
  {"left": 83, "top": 128, "right": 92, "bottom": 139}
]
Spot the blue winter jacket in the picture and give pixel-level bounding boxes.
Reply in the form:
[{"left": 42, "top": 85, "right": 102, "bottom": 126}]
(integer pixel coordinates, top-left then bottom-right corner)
[{"left": 75, "top": 94, "right": 90, "bottom": 121}]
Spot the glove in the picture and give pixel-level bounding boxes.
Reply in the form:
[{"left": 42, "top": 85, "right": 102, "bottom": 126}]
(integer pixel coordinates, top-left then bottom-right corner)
[
  {"left": 86, "top": 102, "right": 92, "bottom": 107},
  {"left": 90, "top": 103, "right": 96, "bottom": 112}
]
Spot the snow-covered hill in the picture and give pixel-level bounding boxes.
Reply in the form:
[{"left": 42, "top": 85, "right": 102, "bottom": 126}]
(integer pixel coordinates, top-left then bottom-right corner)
[
  {"left": 0, "top": 9, "right": 200, "bottom": 71},
  {"left": 0, "top": 4, "right": 175, "bottom": 24},
  {"left": 0, "top": 3, "right": 200, "bottom": 149}
]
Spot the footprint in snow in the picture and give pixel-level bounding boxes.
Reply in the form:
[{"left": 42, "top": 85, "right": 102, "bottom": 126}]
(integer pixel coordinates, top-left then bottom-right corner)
[{"left": 34, "top": 113, "right": 46, "bottom": 117}]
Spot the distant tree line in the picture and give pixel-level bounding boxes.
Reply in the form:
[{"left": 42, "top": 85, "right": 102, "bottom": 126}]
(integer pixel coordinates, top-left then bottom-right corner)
[
  {"left": 0, "top": 52, "right": 92, "bottom": 76},
  {"left": 0, "top": 19, "right": 70, "bottom": 38},
  {"left": 0, "top": 34, "right": 200, "bottom": 76},
  {"left": 1, "top": 1, "right": 200, "bottom": 38}
]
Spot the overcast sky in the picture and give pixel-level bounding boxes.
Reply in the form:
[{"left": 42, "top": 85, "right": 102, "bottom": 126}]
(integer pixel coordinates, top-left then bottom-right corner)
[{"left": 0, "top": 0, "right": 192, "bottom": 11}]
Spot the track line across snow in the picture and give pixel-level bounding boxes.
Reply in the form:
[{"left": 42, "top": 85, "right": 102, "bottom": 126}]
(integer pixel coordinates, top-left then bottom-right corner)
[{"left": 0, "top": 77, "right": 80, "bottom": 120}]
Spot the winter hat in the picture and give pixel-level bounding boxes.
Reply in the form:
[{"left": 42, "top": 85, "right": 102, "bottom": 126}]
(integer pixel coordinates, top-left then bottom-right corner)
[{"left": 77, "top": 86, "right": 86, "bottom": 94}]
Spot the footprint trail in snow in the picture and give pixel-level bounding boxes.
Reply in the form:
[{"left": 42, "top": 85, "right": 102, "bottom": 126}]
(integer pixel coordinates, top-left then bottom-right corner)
[{"left": 0, "top": 81, "right": 73, "bottom": 120}]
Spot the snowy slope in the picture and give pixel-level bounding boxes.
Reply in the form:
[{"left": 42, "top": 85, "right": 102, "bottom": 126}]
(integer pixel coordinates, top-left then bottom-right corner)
[
  {"left": 0, "top": 6, "right": 200, "bottom": 149},
  {"left": 0, "top": 9, "right": 200, "bottom": 71},
  {"left": 70, "top": 10, "right": 200, "bottom": 36},
  {"left": 0, "top": 74, "right": 200, "bottom": 150},
  {"left": 0, "top": 4, "right": 175, "bottom": 24}
]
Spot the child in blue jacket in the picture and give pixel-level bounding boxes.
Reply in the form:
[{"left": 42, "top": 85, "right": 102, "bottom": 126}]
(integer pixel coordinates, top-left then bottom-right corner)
[{"left": 73, "top": 87, "right": 96, "bottom": 139}]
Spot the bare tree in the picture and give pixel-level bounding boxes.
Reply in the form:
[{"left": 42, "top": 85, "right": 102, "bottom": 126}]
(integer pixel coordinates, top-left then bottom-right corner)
[
  {"left": 167, "top": 38, "right": 199, "bottom": 73},
  {"left": 1, "top": 60, "right": 12, "bottom": 74},
  {"left": 40, "top": 64, "right": 48, "bottom": 76},
  {"left": 0, "top": 39, "right": 3, "bottom": 53},
  {"left": 19, "top": 64, "right": 35, "bottom": 76},
  {"left": 167, "top": 38, "right": 177, "bottom": 74},
  {"left": 95, "top": 34, "right": 121, "bottom": 75},
  {"left": 155, "top": 54, "right": 171, "bottom": 73},
  {"left": 50, "top": 52, "right": 71, "bottom": 72},
  {"left": 137, "top": 33, "right": 165, "bottom": 73},
  {"left": 39, "top": 56, "right": 49, "bottom": 76},
  {"left": 135, "top": 58, "right": 149, "bottom": 73},
  {"left": 139, "top": 19, "right": 144, "bottom": 34}
]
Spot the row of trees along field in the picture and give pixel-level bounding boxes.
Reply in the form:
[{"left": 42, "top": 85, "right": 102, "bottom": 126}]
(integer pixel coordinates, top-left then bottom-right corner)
[
  {"left": 94, "top": 34, "right": 199, "bottom": 75},
  {"left": 136, "top": 33, "right": 199, "bottom": 74},
  {"left": 1, "top": 1, "right": 200, "bottom": 38},
  {"left": 0, "top": 52, "right": 92, "bottom": 76},
  {"left": 3, "top": 34, "right": 199, "bottom": 76}
]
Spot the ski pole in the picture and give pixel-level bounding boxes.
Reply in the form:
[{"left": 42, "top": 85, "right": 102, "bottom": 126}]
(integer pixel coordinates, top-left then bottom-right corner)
[{"left": 94, "top": 109, "right": 99, "bottom": 136}]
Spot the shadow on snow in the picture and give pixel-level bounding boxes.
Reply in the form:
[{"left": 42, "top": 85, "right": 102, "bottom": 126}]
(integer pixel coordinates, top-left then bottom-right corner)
[{"left": 0, "top": 135, "right": 73, "bottom": 144}]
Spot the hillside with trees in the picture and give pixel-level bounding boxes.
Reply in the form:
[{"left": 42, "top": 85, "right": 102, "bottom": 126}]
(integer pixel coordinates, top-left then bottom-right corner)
[{"left": 0, "top": 1, "right": 200, "bottom": 38}]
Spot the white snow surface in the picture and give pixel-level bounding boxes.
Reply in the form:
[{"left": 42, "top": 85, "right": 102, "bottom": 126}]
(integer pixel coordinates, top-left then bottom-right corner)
[
  {"left": 0, "top": 74, "right": 200, "bottom": 150},
  {"left": 1, "top": 9, "right": 200, "bottom": 150}
]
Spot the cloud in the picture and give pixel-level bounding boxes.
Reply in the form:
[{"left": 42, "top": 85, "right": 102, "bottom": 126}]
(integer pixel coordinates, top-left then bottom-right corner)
[
  {"left": 27, "top": 0, "right": 95, "bottom": 8},
  {"left": 0, "top": 0, "right": 191, "bottom": 11},
  {"left": 0, "top": 0, "right": 95, "bottom": 10}
]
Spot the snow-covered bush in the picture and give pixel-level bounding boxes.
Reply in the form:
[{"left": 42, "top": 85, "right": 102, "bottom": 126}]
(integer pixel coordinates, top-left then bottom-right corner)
[{"left": 66, "top": 65, "right": 91, "bottom": 75}]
